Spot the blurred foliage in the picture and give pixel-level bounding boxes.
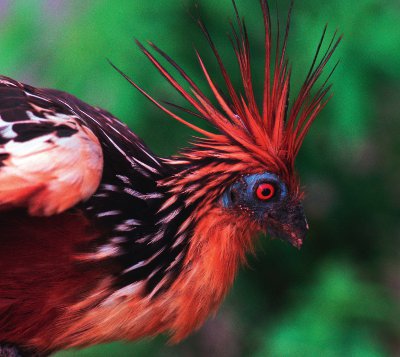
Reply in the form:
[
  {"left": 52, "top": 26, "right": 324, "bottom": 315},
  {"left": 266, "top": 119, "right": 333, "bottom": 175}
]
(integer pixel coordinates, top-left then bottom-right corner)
[{"left": 0, "top": 0, "right": 399, "bottom": 356}]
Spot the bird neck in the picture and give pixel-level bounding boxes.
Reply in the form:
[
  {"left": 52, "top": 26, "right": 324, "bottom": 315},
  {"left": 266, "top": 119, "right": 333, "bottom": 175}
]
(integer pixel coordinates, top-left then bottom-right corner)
[{"left": 164, "top": 204, "right": 259, "bottom": 341}]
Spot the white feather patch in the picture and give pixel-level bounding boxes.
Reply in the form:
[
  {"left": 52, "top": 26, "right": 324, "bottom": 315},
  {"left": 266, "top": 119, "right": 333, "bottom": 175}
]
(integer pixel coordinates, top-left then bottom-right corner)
[{"left": 0, "top": 115, "right": 103, "bottom": 216}]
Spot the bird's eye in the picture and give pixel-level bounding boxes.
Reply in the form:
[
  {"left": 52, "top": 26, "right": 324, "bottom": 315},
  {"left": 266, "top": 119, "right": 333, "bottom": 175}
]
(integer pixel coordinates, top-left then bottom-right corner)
[{"left": 256, "top": 183, "right": 275, "bottom": 201}]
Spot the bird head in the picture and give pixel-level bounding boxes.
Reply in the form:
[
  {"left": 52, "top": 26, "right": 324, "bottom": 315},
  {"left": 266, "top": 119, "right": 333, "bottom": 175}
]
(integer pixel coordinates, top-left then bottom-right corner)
[
  {"left": 221, "top": 172, "right": 307, "bottom": 248},
  {"left": 112, "top": 0, "right": 340, "bottom": 249}
]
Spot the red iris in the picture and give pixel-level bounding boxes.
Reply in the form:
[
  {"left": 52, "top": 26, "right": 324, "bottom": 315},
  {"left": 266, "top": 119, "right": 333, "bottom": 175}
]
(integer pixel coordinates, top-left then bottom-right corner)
[{"left": 256, "top": 183, "right": 275, "bottom": 201}]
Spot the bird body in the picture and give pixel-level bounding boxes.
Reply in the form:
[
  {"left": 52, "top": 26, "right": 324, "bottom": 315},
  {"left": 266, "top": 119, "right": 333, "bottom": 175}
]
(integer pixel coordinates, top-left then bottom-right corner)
[
  {"left": 0, "top": 1, "right": 340, "bottom": 355},
  {"left": 0, "top": 77, "right": 257, "bottom": 354}
]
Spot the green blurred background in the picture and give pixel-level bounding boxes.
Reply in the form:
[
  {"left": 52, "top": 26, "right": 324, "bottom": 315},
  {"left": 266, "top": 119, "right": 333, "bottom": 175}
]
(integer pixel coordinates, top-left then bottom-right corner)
[{"left": 1, "top": 0, "right": 399, "bottom": 356}]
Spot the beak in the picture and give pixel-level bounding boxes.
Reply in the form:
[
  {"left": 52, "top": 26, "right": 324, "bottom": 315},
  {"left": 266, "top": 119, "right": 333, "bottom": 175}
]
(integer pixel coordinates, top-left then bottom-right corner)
[{"left": 265, "top": 202, "right": 309, "bottom": 249}]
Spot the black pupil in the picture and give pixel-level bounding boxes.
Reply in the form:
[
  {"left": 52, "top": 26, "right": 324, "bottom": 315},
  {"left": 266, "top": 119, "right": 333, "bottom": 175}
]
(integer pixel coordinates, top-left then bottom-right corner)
[{"left": 261, "top": 187, "right": 271, "bottom": 197}]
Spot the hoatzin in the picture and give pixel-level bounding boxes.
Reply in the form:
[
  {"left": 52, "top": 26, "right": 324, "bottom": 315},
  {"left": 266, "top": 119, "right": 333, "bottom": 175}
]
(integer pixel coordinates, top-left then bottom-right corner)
[{"left": 0, "top": 1, "right": 340, "bottom": 356}]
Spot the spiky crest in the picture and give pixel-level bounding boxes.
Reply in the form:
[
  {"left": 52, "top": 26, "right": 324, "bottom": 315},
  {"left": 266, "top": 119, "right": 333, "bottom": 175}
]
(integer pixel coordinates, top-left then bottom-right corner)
[{"left": 110, "top": 0, "right": 341, "bottom": 192}]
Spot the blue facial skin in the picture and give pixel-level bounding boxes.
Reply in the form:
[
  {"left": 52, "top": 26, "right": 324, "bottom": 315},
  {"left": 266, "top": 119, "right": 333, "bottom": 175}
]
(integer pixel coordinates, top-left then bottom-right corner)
[
  {"left": 221, "top": 171, "right": 308, "bottom": 248},
  {"left": 221, "top": 172, "right": 288, "bottom": 222}
]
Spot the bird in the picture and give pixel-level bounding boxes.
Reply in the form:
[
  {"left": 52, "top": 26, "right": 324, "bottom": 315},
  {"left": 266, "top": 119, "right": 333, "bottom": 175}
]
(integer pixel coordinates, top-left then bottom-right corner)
[{"left": 0, "top": 1, "right": 340, "bottom": 356}]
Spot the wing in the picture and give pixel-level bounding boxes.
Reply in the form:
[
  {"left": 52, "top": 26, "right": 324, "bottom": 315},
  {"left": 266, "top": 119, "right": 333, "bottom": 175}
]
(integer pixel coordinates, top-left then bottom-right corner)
[{"left": 0, "top": 76, "right": 103, "bottom": 216}]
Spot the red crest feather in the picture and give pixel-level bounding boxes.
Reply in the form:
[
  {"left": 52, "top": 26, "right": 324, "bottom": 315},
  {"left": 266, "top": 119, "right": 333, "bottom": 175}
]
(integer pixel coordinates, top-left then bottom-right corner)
[{"left": 110, "top": 0, "right": 341, "bottom": 191}]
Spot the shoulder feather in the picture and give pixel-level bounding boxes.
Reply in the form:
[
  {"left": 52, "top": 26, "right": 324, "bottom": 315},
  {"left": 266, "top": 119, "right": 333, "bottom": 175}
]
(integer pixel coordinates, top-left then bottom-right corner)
[{"left": 0, "top": 76, "right": 103, "bottom": 216}]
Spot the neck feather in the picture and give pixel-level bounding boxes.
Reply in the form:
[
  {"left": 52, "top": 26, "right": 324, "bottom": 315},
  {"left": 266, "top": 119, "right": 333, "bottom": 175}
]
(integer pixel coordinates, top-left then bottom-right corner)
[{"left": 166, "top": 205, "right": 259, "bottom": 341}]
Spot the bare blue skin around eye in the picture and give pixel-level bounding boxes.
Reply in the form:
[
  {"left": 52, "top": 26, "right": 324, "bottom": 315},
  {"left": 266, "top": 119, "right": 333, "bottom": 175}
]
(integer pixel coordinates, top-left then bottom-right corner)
[
  {"left": 221, "top": 172, "right": 288, "bottom": 218},
  {"left": 221, "top": 172, "right": 309, "bottom": 247}
]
